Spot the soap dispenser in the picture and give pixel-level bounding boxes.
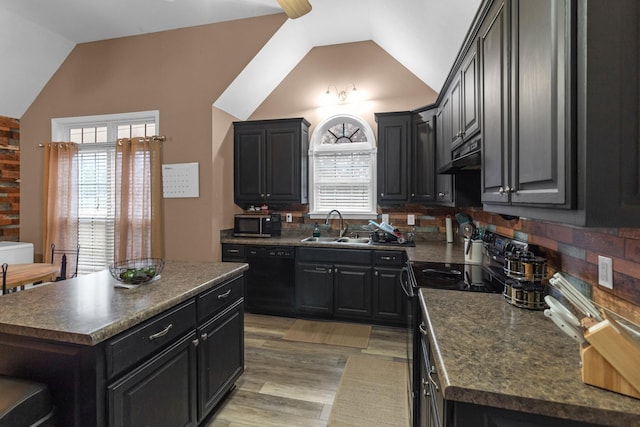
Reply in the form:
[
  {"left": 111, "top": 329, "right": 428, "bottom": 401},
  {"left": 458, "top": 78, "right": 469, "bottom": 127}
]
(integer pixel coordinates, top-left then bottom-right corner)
[{"left": 312, "top": 222, "right": 321, "bottom": 238}]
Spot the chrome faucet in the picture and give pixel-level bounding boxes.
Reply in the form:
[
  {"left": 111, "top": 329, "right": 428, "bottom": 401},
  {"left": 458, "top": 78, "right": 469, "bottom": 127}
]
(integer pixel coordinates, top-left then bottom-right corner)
[{"left": 325, "top": 209, "right": 346, "bottom": 238}]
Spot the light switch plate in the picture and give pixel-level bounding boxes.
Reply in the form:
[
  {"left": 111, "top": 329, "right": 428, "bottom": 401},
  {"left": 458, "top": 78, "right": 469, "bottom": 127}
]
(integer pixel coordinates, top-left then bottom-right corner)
[
  {"left": 381, "top": 213, "right": 390, "bottom": 224},
  {"left": 407, "top": 214, "right": 415, "bottom": 225}
]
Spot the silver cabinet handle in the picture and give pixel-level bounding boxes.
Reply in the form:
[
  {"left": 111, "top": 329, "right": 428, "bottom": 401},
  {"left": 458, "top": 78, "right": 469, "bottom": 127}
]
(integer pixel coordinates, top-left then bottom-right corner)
[
  {"left": 227, "top": 249, "right": 239, "bottom": 254},
  {"left": 217, "top": 289, "right": 232, "bottom": 299},
  {"left": 437, "top": 192, "right": 447, "bottom": 197},
  {"left": 149, "top": 324, "right": 173, "bottom": 340},
  {"left": 375, "top": 271, "right": 379, "bottom": 276},
  {"left": 418, "top": 322, "right": 427, "bottom": 335},
  {"left": 201, "top": 332, "right": 208, "bottom": 341},
  {"left": 266, "top": 193, "right": 271, "bottom": 197},
  {"left": 499, "top": 186, "right": 512, "bottom": 195},
  {"left": 428, "top": 366, "right": 440, "bottom": 391},
  {"left": 192, "top": 338, "right": 199, "bottom": 347}
]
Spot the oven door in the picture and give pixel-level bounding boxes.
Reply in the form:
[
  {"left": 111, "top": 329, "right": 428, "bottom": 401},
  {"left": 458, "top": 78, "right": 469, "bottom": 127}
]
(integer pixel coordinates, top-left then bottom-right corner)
[{"left": 401, "top": 264, "right": 418, "bottom": 427}]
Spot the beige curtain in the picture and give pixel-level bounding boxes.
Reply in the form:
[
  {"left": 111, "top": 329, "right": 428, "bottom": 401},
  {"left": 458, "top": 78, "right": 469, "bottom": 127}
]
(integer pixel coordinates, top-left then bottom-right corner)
[
  {"left": 42, "top": 143, "right": 79, "bottom": 260},
  {"left": 115, "top": 138, "right": 164, "bottom": 261}
]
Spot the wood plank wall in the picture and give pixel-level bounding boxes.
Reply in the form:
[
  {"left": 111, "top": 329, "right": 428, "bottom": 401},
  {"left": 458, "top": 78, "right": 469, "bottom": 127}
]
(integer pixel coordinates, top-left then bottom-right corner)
[{"left": 0, "top": 116, "right": 20, "bottom": 242}]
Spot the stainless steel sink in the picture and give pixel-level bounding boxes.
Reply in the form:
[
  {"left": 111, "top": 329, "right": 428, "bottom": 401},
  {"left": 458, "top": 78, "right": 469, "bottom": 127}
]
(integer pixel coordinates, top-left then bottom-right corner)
[
  {"left": 300, "top": 236, "right": 371, "bottom": 245},
  {"left": 300, "top": 236, "right": 337, "bottom": 243},
  {"left": 335, "top": 237, "right": 371, "bottom": 244}
]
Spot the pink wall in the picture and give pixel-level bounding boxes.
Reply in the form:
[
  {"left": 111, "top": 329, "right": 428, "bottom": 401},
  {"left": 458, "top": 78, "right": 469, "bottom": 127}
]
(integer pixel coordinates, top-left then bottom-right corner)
[{"left": 19, "top": 14, "right": 437, "bottom": 262}]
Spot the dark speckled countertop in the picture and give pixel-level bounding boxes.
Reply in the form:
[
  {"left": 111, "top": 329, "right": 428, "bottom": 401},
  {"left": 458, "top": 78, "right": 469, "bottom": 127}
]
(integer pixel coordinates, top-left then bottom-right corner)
[
  {"left": 419, "top": 288, "right": 640, "bottom": 427},
  {"left": 0, "top": 261, "right": 248, "bottom": 346}
]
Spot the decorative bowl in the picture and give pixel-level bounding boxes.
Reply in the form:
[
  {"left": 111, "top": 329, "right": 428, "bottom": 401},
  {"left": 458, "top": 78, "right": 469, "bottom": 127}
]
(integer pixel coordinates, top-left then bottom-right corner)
[{"left": 109, "top": 258, "right": 165, "bottom": 285}]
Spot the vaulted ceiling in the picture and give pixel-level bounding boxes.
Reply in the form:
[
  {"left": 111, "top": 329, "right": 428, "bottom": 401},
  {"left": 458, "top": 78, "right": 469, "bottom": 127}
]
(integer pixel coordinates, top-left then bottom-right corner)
[{"left": 0, "top": 0, "right": 481, "bottom": 119}]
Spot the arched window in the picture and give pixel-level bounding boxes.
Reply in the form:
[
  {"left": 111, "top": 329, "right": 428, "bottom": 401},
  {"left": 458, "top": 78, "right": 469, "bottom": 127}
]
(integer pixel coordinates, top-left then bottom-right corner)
[{"left": 309, "top": 114, "right": 377, "bottom": 216}]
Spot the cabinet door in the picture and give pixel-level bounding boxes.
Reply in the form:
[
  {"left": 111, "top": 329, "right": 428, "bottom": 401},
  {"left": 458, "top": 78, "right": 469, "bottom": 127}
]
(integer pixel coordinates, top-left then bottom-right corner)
[
  {"left": 510, "top": 0, "right": 572, "bottom": 206},
  {"left": 377, "top": 113, "right": 410, "bottom": 203},
  {"left": 449, "top": 76, "right": 462, "bottom": 148},
  {"left": 265, "top": 125, "right": 300, "bottom": 203},
  {"left": 295, "top": 262, "right": 334, "bottom": 314},
  {"left": 108, "top": 332, "right": 198, "bottom": 427},
  {"left": 411, "top": 112, "right": 436, "bottom": 202},
  {"left": 372, "top": 267, "right": 404, "bottom": 323},
  {"left": 197, "top": 299, "right": 244, "bottom": 421},
  {"left": 461, "top": 42, "right": 480, "bottom": 139},
  {"left": 435, "top": 103, "right": 454, "bottom": 204},
  {"left": 234, "top": 126, "right": 266, "bottom": 204},
  {"left": 480, "top": 0, "right": 510, "bottom": 204},
  {"left": 334, "top": 264, "right": 372, "bottom": 319}
]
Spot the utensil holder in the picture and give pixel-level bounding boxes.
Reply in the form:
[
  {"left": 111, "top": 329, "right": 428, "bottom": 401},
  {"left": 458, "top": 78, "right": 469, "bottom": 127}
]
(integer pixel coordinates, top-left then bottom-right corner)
[
  {"left": 464, "top": 239, "right": 483, "bottom": 264},
  {"left": 581, "top": 315, "right": 640, "bottom": 399}
]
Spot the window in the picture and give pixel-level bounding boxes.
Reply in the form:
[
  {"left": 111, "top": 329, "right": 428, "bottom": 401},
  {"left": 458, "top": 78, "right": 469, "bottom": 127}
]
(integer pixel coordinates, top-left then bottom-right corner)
[
  {"left": 309, "top": 114, "right": 377, "bottom": 216},
  {"left": 51, "top": 111, "right": 159, "bottom": 273}
]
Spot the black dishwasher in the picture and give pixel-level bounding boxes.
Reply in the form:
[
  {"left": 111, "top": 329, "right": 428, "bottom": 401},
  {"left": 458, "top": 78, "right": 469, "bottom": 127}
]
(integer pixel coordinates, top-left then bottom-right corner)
[{"left": 245, "top": 246, "right": 295, "bottom": 316}]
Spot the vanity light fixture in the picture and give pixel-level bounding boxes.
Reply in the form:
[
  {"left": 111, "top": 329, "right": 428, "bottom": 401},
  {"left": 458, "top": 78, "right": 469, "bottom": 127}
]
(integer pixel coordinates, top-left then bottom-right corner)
[
  {"left": 277, "top": 0, "right": 312, "bottom": 19},
  {"left": 324, "top": 83, "right": 359, "bottom": 103}
]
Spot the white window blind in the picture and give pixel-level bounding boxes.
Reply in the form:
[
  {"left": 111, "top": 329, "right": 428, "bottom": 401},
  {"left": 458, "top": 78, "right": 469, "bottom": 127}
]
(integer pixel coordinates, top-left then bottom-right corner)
[
  {"left": 314, "top": 151, "right": 373, "bottom": 212},
  {"left": 77, "top": 143, "right": 116, "bottom": 273}
]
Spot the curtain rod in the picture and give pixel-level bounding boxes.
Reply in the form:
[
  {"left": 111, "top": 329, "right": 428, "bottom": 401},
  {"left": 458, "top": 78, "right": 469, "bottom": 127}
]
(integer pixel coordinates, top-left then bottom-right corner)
[{"left": 38, "top": 135, "right": 166, "bottom": 147}]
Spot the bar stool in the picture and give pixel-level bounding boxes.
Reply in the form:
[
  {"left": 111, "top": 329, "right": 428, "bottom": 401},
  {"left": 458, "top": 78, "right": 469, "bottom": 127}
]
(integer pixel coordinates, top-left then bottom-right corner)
[{"left": 0, "top": 376, "right": 55, "bottom": 426}]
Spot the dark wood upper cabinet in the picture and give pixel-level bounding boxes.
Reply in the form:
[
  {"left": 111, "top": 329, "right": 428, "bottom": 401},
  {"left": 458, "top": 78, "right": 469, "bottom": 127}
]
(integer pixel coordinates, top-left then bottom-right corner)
[
  {"left": 376, "top": 112, "right": 411, "bottom": 204},
  {"left": 234, "top": 118, "right": 309, "bottom": 207},
  {"left": 411, "top": 108, "right": 437, "bottom": 202},
  {"left": 480, "top": 0, "right": 573, "bottom": 207}
]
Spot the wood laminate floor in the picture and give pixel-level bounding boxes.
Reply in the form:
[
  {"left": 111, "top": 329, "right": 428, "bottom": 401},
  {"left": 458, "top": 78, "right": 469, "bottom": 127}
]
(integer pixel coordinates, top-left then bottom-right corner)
[{"left": 205, "top": 313, "right": 408, "bottom": 427}]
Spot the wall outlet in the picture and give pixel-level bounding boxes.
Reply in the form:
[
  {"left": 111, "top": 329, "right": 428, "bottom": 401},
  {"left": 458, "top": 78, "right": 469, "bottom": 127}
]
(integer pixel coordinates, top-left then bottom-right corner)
[
  {"left": 598, "top": 255, "right": 613, "bottom": 289},
  {"left": 407, "top": 214, "right": 415, "bottom": 226},
  {"left": 381, "top": 213, "right": 390, "bottom": 224},
  {"left": 285, "top": 213, "right": 292, "bottom": 223}
]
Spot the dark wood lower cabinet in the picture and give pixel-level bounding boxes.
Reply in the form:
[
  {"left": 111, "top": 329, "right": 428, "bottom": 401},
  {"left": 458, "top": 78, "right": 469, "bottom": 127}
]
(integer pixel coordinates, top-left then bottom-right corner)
[
  {"left": 109, "top": 276, "right": 245, "bottom": 427},
  {"left": 334, "top": 264, "right": 372, "bottom": 318},
  {"left": 197, "top": 300, "right": 244, "bottom": 419},
  {"left": 108, "top": 332, "right": 198, "bottom": 427},
  {"left": 295, "top": 262, "right": 334, "bottom": 315},
  {"left": 295, "top": 247, "right": 405, "bottom": 325}
]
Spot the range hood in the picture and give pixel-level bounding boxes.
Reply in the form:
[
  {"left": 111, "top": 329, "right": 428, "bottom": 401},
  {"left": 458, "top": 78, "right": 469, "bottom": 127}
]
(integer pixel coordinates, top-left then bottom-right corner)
[{"left": 438, "top": 137, "right": 481, "bottom": 174}]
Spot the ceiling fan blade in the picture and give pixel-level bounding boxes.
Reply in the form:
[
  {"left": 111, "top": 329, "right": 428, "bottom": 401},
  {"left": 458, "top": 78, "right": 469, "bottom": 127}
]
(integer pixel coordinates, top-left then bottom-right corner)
[{"left": 276, "top": 0, "right": 312, "bottom": 19}]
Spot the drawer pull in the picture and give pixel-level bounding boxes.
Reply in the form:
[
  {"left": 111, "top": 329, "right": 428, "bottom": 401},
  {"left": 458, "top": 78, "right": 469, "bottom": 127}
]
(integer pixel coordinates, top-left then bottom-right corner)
[
  {"left": 418, "top": 322, "right": 427, "bottom": 335},
  {"left": 148, "top": 324, "right": 173, "bottom": 340},
  {"left": 428, "top": 366, "right": 440, "bottom": 391},
  {"left": 201, "top": 332, "right": 208, "bottom": 341},
  {"left": 217, "top": 289, "right": 232, "bottom": 299},
  {"left": 381, "top": 256, "right": 394, "bottom": 261},
  {"left": 227, "top": 249, "right": 240, "bottom": 254},
  {"left": 192, "top": 338, "right": 199, "bottom": 347}
]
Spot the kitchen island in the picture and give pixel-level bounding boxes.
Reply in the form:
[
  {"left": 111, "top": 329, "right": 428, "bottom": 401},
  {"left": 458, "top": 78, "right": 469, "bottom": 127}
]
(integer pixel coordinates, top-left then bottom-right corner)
[
  {"left": 419, "top": 288, "right": 640, "bottom": 427},
  {"left": 0, "top": 261, "right": 248, "bottom": 427}
]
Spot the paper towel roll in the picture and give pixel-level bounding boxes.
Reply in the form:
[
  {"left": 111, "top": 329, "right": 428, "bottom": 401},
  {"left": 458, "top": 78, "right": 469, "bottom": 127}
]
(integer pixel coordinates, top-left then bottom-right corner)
[{"left": 445, "top": 216, "right": 453, "bottom": 243}]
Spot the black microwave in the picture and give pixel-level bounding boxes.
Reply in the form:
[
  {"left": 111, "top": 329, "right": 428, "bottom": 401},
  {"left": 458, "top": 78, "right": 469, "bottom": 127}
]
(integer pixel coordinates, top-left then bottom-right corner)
[{"left": 233, "top": 213, "right": 281, "bottom": 237}]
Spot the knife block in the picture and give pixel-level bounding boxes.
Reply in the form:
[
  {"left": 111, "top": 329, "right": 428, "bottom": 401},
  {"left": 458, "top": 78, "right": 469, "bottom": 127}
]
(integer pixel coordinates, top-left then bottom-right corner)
[{"left": 581, "top": 317, "right": 640, "bottom": 399}]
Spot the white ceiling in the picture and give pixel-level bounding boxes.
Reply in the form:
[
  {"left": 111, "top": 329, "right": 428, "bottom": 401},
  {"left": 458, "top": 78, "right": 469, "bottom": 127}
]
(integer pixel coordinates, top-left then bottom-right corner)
[{"left": 0, "top": 0, "right": 481, "bottom": 119}]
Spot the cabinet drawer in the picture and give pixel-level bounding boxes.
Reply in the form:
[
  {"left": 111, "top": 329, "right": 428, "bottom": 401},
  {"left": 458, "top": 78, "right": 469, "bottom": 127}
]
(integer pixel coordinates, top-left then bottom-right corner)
[
  {"left": 373, "top": 250, "right": 405, "bottom": 266},
  {"left": 222, "top": 244, "right": 246, "bottom": 261},
  {"left": 106, "top": 300, "right": 197, "bottom": 379},
  {"left": 197, "top": 275, "right": 244, "bottom": 323}
]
